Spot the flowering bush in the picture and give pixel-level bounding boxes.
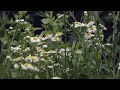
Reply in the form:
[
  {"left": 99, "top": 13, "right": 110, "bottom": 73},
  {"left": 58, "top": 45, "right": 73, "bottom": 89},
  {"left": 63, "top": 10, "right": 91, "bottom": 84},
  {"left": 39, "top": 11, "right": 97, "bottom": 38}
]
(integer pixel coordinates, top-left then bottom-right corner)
[{"left": 0, "top": 11, "right": 120, "bottom": 79}]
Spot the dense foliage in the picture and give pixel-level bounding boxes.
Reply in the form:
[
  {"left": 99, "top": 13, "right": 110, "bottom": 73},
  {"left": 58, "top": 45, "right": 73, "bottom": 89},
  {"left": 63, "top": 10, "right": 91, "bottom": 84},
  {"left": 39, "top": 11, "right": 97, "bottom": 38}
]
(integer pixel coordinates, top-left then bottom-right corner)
[{"left": 0, "top": 11, "right": 120, "bottom": 79}]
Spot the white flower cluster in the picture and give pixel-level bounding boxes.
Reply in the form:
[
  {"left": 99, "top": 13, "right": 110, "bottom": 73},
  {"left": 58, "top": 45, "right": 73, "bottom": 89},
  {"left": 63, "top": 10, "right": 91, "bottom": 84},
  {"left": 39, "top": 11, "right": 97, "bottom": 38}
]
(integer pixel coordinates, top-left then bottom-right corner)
[
  {"left": 74, "top": 22, "right": 86, "bottom": 28},
  {"left": 15, "top": 64, "right": 39, "bottom": 72},
  {"left": 58, "top": 48, "right": 71, "bottom": 53},
  {"left": 72, "top": 20, "right": 97, "bottom": 40},
  {"left": 86, "top": 21, "right": 97, "bottom": 33},
  {"left": 21, "top": 63, "right": 33, "bottom": 71},
  {"left": 11, "top": 57, "right": 24, "bottom": 62},
  {"left": 99, "top": 23, "right": 107, "bottom": 30},
  {"left": 25, "top": 55, "right": 39, "bottom": 62},
  {"left": 30, "top": 37, "right": 41, "bottom": 43},
  {"left": 15, "top": 19, "right": 27, "bottom": 24},
  {"left": 28, "top": 32, "right": 63, "bottom": 44},
  {"left": 11, "top": 45, "right": 22, "bottom": 53}
]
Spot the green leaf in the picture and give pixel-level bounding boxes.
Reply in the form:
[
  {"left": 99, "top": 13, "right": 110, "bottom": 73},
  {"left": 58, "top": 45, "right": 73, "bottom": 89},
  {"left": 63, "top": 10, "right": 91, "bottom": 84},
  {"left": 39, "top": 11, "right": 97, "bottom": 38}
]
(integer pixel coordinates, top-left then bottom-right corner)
[
  {"left": 100, "top": 64, "right": 110, "bottom": 73},
  {"left": 7, "top": 18, "right": 14, "bottom": 24},
  {"left": 10, "top": 41, "right": 18, "bottom": 46},
  {"left": 75, "top": 41, "right": 81, "bottom": 49},
  {"left": 106, "top": 34, "right": 112, "bottom": 43},
  {"left": 59, "top": 41, "right": 65, "bottom": 48}
]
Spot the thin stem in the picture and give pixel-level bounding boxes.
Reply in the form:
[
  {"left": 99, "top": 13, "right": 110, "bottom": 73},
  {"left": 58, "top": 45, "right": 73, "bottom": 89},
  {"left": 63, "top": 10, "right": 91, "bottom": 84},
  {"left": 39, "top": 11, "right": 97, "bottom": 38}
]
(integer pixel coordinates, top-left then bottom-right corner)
[
  {"left": 64, "top": 11, "right": 67, "bottom": 78},
  {"left": 112, "top": 11, "right": 119, "bottom": 78}
]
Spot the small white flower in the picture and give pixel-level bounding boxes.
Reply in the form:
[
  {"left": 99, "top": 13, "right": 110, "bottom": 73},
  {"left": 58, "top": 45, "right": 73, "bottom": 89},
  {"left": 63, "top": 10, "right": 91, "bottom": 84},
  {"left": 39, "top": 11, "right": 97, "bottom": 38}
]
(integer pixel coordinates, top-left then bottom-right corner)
[
  {"left": 75, "top": 50, "right": 82, "bottom": 54},
  {"left": 84, "top": 11, "right": 88, "bottom": 16},
  {"left": 59, "top": 48, "right": 71, "bottom": 53},
  {"left": 6, "top": 56, "right": 12, "bottom": 59},
  {"left": 103, "top": 27, "right": 107, "bottom": 30},
  {"left": 14, "top": 64, "right": 19, "bottom": 69},
  {"left": 9, "top": 27, "right": 13, "bottom": 29},
  {"left": 87, "top": 25, "right": 97, "bottom": 33},
  {"left": 48, "top": 59, "right": 54, "bottom": 62},
  {"left": 104, "top": 43, "right": 112, "bottom": 46},
  {"left": 66, "top": 68, "right": 70, "bottom": 72},
  {"left": 11, "top": 46, "right": 22, "bottom": 52},
  {"left": 118, "top": 63, "right": 120, "bottom": 70},
  {"left": 86, "top": 21, "right": 95, "bottom": 27},
  {"left": 74, "top": 22, "right": 85, "bottom": 28},
  {"left": 41, "top": 37, "right": 47, "bottom": 41},
  {"left": 24, "top": 47, "right": 30, "bottom": 52},
  {"left": 52, "top": 76, "right": 61, "bottom": 79},
  {"left": 108, "top": 13, "right": 112, "bottom": 16},
  {"left": 55, "top": 32, "right": 63, "bottom": 37},
  {"left": 43, "top": 45, "right": 48, "bottom": 48},
  {"left": 36, "top": 47, "right": 43, "bottom": 52},
  {"left": 38, "top": 42, "right": 43, "bottom": 45},
  {"left": 102, "top": 44, "right": 105, "bottom": 48},
  {"left": 30, "top": 37, "right": 40, "bottom": 43},
  {"left": 54, "top": 63, "right": 60, "bottom": 66},
  {"left": 24, "top": 21, "right": 27, "bottom": 24},
  {"left": 45, "top": 34, "right": 53, "bottom": 39},
  {"left": 99, "top": 23, "right": 107, "bottom": 30},
  {"left": 25, "top": 55, "right": 39, "bottom": 62},
  {"left": 118, "top": 67, "right": 120, "bottom": 70},
  {"left": 34, "top": 66, "right": 39, "bottom": 72},
  {"left": 15, "top": 19, "right": 19, "bottom": 23},
  {"left": 66, "top": 48, "right": 71, "bottom": 52},
  {"left": 48, "top": 65, "right": 54, "bottom": 69},
  {"left": 21, "top": 63, "right": 34, "bottom": 70},
  {"left": 84, "top": 32, "right": 95, "bottom": 39},
  {"left": 59, "top": 48, "right": 65, "bottom": 53},
  {"left": 99, "top": 35, "right": 104, "bottom": 38},
  {"left": 40, "top": 50, "right": 45, "bottom": 57},
  {"left": 51, "top": 36, "right": 61, "bottom": 42},
  {"left": 26, "top": 36, "right": 30, "bottom": 39},
  {"left": 96, "top": 43, "right": 100, "bottom": 46},
  {"left": 25, "top": 28, "right": 29, "bottom": 31},
  {"left": 20, "top": 19, "right": 24, "bottom": 22}
]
